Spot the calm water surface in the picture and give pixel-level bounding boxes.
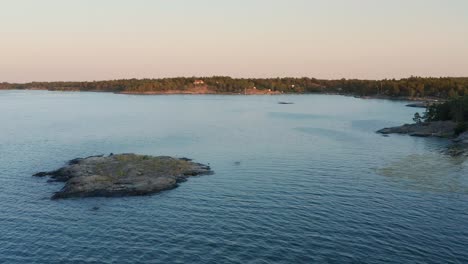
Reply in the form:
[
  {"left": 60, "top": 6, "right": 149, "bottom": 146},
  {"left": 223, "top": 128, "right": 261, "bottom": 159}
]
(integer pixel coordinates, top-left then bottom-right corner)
[{"left": 1, "top": 91, "right": 467, "bottom": 264}]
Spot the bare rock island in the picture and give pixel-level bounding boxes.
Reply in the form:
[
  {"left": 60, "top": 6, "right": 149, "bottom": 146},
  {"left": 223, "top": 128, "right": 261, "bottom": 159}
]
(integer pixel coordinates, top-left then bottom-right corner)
[{"left": 34, "top": 154, "right": 213, "bottom": 199}]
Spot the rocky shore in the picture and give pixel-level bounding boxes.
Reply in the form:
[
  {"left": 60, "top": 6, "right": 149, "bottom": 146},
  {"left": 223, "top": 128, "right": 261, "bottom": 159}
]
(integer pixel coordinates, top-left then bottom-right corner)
[
  {"left": 405, "top": 99, "right": 444, "bottom": 108},
  {"left": 454, "top": 131, "right": 468, "bottom": 144},
  {"left": 377, "top": 121, "right": 457, "bottom": 138},
  {"left": 378, "top": 122, "right": 468, "bottom": 157},
  {"left": 406, "top": 102, "right": 429, "bottom": 108},
  {"left": 34, "top": 154, "right": 213, "bottom": 199}
]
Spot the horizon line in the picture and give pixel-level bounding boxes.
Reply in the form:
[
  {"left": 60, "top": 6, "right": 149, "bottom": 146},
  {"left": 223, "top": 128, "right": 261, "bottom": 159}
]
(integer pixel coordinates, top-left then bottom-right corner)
[{"left": 4, "top": 75, "right": 468, "bottom": 85}]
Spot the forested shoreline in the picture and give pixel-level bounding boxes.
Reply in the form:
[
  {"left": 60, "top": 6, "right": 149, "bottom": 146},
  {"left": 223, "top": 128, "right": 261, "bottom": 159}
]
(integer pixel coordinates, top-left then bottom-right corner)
[{"left": 2, "top": 76, "right": 468, "bottom": 99}]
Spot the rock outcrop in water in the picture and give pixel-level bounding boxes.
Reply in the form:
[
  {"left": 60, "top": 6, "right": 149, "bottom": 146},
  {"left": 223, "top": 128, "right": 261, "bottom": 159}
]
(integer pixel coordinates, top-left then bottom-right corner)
[
  {"left": 34, "top": 154, "right": 213, "bottom": 199},
  {"left": 453, "top": 131, "right": 468, "bottom": 144},
  {"left": 377, "top": 121, "right": 457, "bottom": 137},
  {"left": 448, "top": 132, "right": 468, "bottom": 156}
]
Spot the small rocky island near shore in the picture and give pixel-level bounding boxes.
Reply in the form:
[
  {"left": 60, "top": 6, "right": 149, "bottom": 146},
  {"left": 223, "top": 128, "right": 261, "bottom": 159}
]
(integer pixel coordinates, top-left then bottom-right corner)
[
  {"left": 34, "top": 154, "right": 213, "bottom": 199},
  {"left": 377, "top": 121, "right": 458, "bottom": 138},
  {"left": 377, "top": 96, "right": 468, "bottom": 156},
  {"left": 378, "top": 122, "right": 468, "bottom": 157}
]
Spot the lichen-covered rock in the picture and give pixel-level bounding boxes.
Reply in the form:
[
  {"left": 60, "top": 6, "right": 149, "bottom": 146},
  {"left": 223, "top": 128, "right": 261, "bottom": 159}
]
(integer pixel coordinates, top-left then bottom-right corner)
[{"left": 34, "top": 154, "right": 213, "bottom": 199}]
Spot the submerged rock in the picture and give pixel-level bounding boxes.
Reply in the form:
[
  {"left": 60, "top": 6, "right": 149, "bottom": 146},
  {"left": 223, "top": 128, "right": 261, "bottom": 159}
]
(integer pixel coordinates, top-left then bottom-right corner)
[
  {"left": 377, "top": 121, "right": 457, "bottom": 138},
  {"left": 443, "top": 145, "right": 467, "bottom": 157},
  {"left": 34, "top": 154, "right": 213, "bottom": 199}
]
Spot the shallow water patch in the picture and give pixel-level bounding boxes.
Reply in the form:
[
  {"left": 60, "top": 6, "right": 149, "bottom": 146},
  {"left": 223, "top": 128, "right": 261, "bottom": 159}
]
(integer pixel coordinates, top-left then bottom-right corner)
[{"left": 377, "top": 154, "right": 468, "bottom": 194}]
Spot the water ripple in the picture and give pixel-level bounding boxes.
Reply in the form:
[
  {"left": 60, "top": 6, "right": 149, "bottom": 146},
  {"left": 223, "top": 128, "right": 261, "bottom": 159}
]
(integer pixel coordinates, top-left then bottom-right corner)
[{"left": 0, "top": 92, "right": 467, "bottom": 264}]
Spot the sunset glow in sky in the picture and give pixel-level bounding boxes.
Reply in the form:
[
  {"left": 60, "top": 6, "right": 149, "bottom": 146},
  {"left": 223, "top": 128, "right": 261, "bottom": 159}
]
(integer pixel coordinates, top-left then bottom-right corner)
[{"left": 1, "top": 0, "right": 467, "bottom": 82}]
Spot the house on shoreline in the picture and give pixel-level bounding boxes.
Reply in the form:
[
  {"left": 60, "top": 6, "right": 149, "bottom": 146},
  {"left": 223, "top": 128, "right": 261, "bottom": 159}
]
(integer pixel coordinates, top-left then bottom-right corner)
[{"left": 193, "top": 80, "right": 205, "bottom": 86}]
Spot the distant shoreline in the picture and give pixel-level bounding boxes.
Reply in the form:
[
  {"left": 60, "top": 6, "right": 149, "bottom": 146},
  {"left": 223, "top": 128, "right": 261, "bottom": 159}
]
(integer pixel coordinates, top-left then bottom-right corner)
[
  {"left": 2, "top": 76, "right": 465, "bottom": 100},
  {"left": 1, "top": 87, "right": 444, "bottom": 103},
  {"left": 118, "top": 86, "right": 282, "bottom": 95}
]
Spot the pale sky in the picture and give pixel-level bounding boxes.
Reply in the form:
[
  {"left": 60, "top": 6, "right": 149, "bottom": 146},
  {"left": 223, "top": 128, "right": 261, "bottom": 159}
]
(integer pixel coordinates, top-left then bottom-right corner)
[{"left": 1, "top": 0, "right": 467, "bottom": 82}]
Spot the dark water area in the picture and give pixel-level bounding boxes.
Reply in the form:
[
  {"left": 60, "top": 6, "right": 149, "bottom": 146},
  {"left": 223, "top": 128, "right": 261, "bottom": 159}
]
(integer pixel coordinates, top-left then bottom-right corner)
[{"left": 1, "top": 91, "right": 467, "bottom": 263}]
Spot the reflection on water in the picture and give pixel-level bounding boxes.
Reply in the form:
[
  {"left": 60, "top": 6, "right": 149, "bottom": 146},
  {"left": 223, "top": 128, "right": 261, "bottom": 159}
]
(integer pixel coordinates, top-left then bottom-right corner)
[
  {"left": 268, "top": 111, "right": 328, "bottom": 120},
  {"left": 351, "top": 119, "right": 401, "bottom": 132},
  {"left": 295, "top": 127, "right": 359, "bottom": 142},
  {"left": 378, "top": 154, "right": 468, "bottom": 194}
]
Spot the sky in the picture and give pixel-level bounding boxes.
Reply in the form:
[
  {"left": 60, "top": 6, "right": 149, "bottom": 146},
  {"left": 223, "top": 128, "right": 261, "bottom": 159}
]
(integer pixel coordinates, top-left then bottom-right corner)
[{"left": 1, "top": 0, "right": 467, "bottom": 83}]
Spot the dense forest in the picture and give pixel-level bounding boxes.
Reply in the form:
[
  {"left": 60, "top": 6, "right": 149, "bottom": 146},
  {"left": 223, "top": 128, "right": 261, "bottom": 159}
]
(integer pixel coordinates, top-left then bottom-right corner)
[
  {"left": 2, "top": 76, "right": 468, "bottom": 98},
  {"left": 424, "top": 96, "right": 468, "bottom": 122}
]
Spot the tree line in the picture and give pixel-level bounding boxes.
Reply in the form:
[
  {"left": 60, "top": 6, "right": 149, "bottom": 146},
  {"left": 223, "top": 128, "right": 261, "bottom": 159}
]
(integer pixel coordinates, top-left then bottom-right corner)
[
  {"left": 2, "top": 76, "right": 468, "bottom": 98},
  {"left": 412, "top": 95, "right": 468, "bottom": 135}
]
